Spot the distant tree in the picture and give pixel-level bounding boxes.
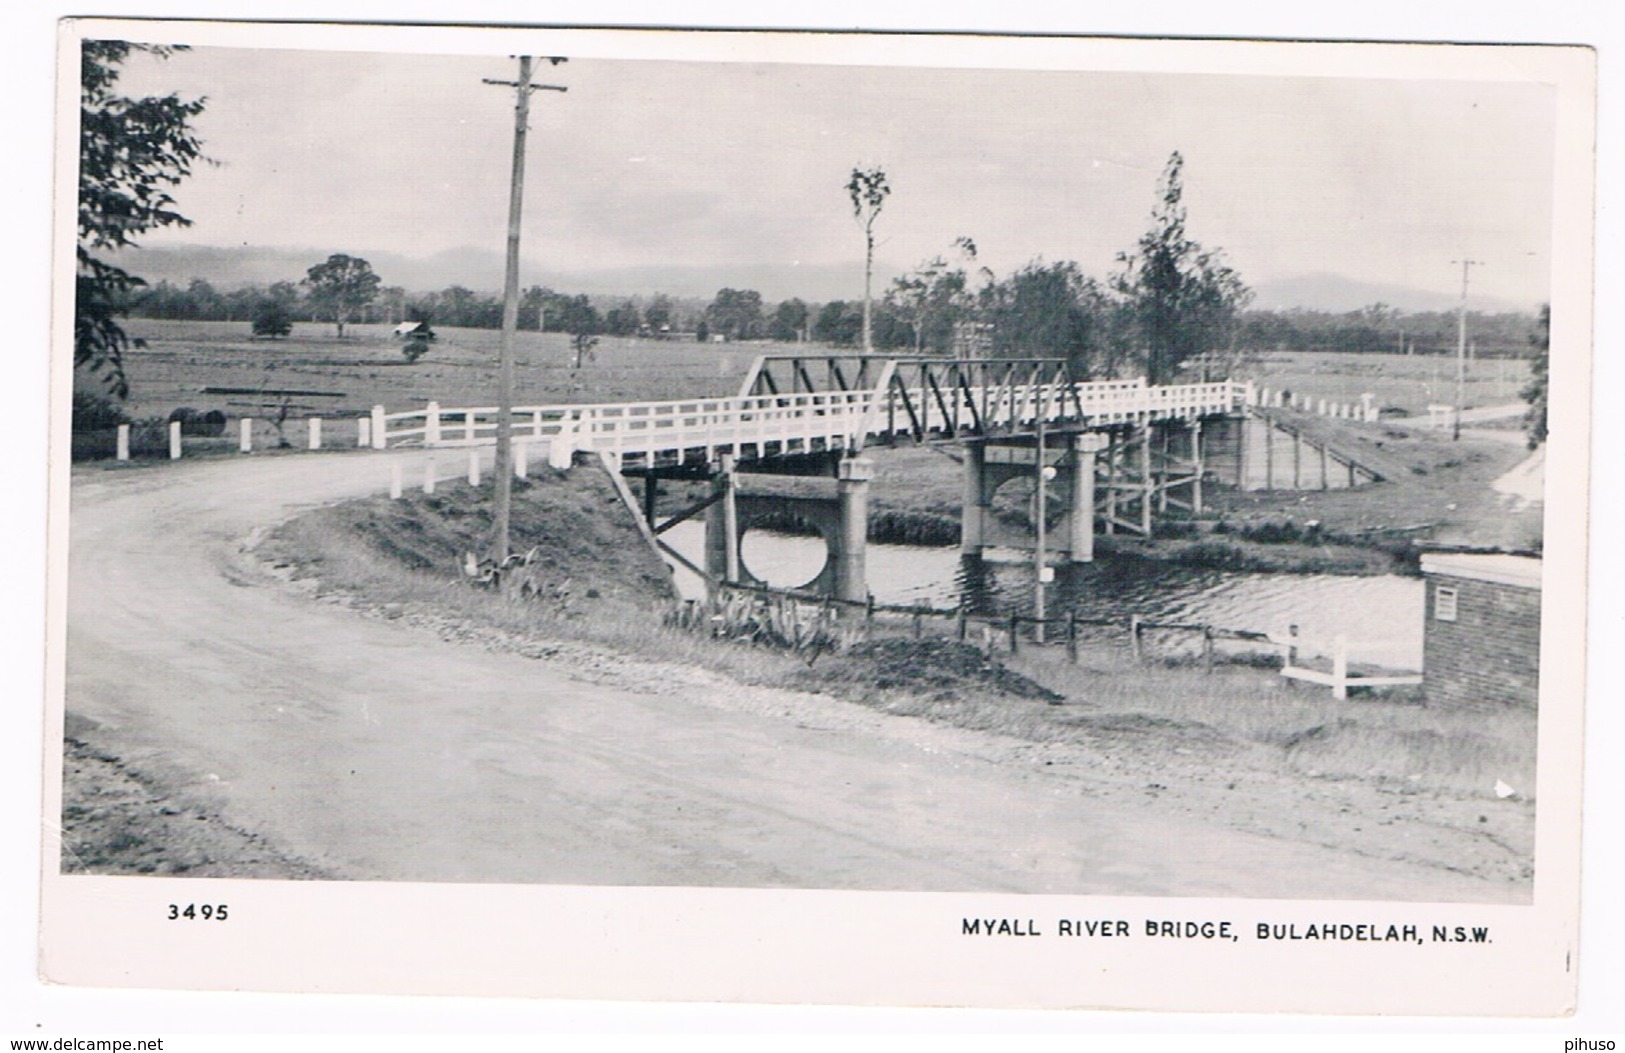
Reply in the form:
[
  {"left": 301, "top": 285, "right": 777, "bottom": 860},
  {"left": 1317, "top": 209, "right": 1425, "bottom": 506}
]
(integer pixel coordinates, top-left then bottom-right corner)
[
  {"left": 984, "top": 259, "right": 1112, "bottom": 376},
  {"left": 703, "top": 288, "right": 766, "bottom": 341},
  {"left": 643, "top": 294, "right": 674, "bottom": 334},
  {"left": 1521, "top": 303, "right": 1550, "bottom": 449},
  {"left": 250, "top": 299, "right": 294, "bottom": 338},
  {"left": 377, "top": 285, "right": 407, "bottom": 325},
  {"left": 553, "top": 294, "right": 600, "bottom": 337},
  {"left": 303, "top": 254, "right": 381, "bottom": 338},
  {"left": 571, "top": 332, "right": 600, "bottom": 371},
  {"left": 846, "top": 166, "right": 891, "bottom": 352},
  {"left": 1113, "top": 151, "right": 1252, "bottom": 384},
  {"left": 76, "top": 41, "right": 206, "bottom": 398},
  {"left": 695, "top": 319, "right": 710, "bottom": 343},
  {"left": 520, "top": 285, "right": 551, "bottom": 331},
  {"left": 887, "top": 237, "right": 981, "bottom": 355},
  {"left": 436, "top": 285, "right": 478, "bottom": 327},
  {"left": 186, "top": 277, "right": 222, "bottom": 319},
  {"left": 605, "top": 300, "right": 641, "bottom": 337},
  {"left": 768, "top": 298, "right": 809, "bottom": 342},
  {"left": 812, "top": 300, "right": 862, "bottom": 347}
]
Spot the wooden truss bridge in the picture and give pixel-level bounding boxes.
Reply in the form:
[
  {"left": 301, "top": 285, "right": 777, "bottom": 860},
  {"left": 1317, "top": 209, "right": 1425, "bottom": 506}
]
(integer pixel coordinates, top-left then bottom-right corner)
[{"left": 368, "top": 355, "right": 1376, "bottom": 600}]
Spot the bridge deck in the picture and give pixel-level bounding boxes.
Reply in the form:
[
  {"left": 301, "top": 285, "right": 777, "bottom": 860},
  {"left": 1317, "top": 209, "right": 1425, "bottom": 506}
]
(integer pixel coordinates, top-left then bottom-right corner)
[{"left": 371, "top": 368, "right": 1253, "bottom": 468}]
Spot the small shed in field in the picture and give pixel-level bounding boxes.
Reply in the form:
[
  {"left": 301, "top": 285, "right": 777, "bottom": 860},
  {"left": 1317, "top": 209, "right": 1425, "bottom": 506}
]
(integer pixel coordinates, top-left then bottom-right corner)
[
  {"left": 392, "top": 321, "right": 433, "bottom": 339},
  {"left": 1420, "top": 552, "right": 1542, "bottom": 708}
]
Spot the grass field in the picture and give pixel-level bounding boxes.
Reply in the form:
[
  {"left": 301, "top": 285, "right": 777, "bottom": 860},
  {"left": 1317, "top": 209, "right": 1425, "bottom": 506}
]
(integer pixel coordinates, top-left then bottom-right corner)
[
  {"left": 1232, "top": 350, "right": 1531, "bottom": 418},
  {"left": 110, "top": 318, "right": 775, "bottom": 424},
  {"left": 107, "top": 321, "right": 1532, "bottom": 426}
]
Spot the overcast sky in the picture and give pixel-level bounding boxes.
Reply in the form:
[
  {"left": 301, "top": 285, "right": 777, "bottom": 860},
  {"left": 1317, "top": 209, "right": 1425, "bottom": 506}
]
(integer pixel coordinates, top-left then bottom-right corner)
[{"left": 104, "top": 37, "right": 1560, "bottom": 309}]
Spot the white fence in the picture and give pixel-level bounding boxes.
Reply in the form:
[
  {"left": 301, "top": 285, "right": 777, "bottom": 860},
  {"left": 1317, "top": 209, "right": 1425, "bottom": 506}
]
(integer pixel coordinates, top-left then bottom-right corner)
[
  {"left": 1272, "top": 627, "right": 1422, "bottom": 699},
  {"left": 1251, "top": 385, "right": 1380, "bottom": 423},
  {"left": 368, "top": 378, "right": 1253, "bottom": 466}
]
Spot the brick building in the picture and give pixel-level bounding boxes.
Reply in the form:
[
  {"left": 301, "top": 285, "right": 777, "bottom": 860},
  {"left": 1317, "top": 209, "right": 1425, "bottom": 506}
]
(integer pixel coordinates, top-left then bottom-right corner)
[{"left": 1420, "top": 553, "right": 1542, "bottom": 708}]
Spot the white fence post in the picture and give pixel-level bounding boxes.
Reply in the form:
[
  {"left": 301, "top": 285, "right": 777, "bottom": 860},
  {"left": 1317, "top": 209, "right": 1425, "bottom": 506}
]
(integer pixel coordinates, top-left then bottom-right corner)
[
  {"left": 425, "top": 401, "right": 442, "bottom": 446},
  {"left": 116, "top": 424, "right": 130, "bottom": 461},
  {"left": 468, "top": 449, "right": 480, "bottom": 486},
  {"left": 1361, "top": 392, "right": 1376, "bottom": 421},
  {"left": 308, "top": 417, "right": 322, "bottom": 450},
  {"left": 1332, "top": 634, "right": 1349, "bottom": 700},
  {"left": 356, "top": 416, "right": 370, "bottom": 448},
  {"left": 240, "top": 418, "right": 253, "bottom": 453},
  {"left": 423, "top": 455, "right": 436, "bottom": 494},
  {"left": 168, "top": 421, "right": 181, "bottom": 460},
  {"left": 548, "top": 417, "right": 575, "bottom": 470},
  {"left": 463, "top": 410, "right": 475, "bottom": 444},
  {"left": 389, "top": 462, "right": 403, "bottom": 499},
  {"left": 515, "top": 440, "right": 528, "bottom": 479},
  {"left": 370, "top": 405, "right": 387, "bottom": 450}
]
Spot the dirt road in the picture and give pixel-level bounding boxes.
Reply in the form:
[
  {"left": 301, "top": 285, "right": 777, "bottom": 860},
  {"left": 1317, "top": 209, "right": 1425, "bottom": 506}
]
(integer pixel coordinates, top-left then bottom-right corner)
[{"left": 60, "top": 450, "right": 1523, "bottom": 899}]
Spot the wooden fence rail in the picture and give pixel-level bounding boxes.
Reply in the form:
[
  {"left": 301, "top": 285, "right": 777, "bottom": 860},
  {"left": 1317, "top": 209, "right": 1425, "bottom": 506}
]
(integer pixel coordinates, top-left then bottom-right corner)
[{"left": 674, "top": 581, "right": 1407, "bottom": 696}]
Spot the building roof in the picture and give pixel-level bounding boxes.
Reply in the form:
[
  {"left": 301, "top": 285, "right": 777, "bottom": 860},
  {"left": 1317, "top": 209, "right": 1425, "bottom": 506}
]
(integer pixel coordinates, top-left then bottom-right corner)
[{"left": 1419, "top": 552, "right": 1543, "bottom": 589}]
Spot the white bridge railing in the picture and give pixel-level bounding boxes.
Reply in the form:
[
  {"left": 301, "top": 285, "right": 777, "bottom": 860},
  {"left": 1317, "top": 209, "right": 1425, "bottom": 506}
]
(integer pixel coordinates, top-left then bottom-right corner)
[{"left": 369, "top": 378, "right": 1252, "bottom": 467}]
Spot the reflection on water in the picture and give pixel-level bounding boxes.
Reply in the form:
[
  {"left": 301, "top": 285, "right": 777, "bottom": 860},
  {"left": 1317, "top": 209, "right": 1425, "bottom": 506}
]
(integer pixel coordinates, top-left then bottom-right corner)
[{"left": 661, "top": 521, "right": 1423, "bottom": 670}]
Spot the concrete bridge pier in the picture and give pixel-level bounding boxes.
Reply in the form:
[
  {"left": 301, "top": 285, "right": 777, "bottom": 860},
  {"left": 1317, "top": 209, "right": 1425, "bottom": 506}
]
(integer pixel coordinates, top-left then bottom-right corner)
[
  {"left": 961, "top": 435, "right": 1106, "bottom": 563},
  {"left": 834, "top": 456, "right": 872, "bottom": 603},
  {"left": 960, "top": 443, "right": 989, "bottom": 556},
  {"left": 1069, "top": 433, "right": 1111, "bottom": 563},
  {"left": 703, "top": 453, "right": 873, "bottom": 604}
]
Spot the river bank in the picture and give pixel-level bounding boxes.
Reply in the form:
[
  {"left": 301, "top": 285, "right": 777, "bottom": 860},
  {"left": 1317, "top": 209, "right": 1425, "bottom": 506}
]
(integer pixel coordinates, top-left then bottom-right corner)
[
  {"left": 59, "top": 448, "right": 1535, "bottom": 896},
  {"left": 228, "top": 467, "right": 1535, "bottom": 895},
  {"left": 257, "top": 467, "right": 1536, "bottom": 798}
]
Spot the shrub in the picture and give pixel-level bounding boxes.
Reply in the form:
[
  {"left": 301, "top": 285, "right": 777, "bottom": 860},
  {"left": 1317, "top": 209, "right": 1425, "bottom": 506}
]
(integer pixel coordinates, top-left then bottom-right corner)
[
  {"left": 1154, "top": 520, "right": 1199, "bottom": 540},
  {"left": 167, "top": 407, "right": 227, "bottom": 437},
  {"left": 402, "top": 338, "right": 430, "bottom": 363},
  {"left": 1175, "top": 541, "right": 1254, "bottom": 570},
  {"left": 1239, "top": 520, "right": 1302, "bottom": 544},
  {"left": 251, "top": 300, "right": 294, "bottom": 338},
  {"left": 72, "top": 390, "right": 129, "bottom": 433}
]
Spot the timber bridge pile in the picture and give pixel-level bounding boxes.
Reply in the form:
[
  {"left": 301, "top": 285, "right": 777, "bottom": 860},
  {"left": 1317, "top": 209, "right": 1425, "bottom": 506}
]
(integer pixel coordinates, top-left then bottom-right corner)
[{"left": 368, "top": 354, "right": 1383, "bottom": 602}]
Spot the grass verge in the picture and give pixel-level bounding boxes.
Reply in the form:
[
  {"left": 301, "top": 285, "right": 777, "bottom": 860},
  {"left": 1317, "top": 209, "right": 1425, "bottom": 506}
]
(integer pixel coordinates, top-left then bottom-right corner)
[{"left": 259, "top": 469, "right": 1537, "bottom": 805}]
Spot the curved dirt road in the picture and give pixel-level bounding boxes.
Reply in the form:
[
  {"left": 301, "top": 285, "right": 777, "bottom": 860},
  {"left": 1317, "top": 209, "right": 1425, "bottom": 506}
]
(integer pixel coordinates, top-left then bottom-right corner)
[{"left": 61, "top": 449, "right": 1518, "bottom": 898}]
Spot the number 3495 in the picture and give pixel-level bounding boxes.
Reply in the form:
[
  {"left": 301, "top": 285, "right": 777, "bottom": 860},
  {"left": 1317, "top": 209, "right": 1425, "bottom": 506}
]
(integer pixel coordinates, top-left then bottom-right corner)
[{"left": 166, "top": 903, "right": 228, "bottom": 921}]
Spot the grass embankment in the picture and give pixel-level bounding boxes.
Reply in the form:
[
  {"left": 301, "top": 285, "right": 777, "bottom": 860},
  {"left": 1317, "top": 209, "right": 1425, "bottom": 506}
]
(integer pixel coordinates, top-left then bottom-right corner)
[{"left": 262, "top": 468, "right": 1536, "bottom": 805}]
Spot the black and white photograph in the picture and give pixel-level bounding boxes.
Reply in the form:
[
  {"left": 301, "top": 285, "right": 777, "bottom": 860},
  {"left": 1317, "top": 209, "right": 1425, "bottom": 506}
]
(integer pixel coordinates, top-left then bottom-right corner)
[{"left": 31, "top": 15, "right": 1600, "bottom": 1019}]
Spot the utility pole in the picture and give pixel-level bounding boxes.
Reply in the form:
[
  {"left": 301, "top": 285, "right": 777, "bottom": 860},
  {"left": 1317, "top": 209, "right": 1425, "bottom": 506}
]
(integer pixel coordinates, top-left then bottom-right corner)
[
  {"left": 1451, "top": 258, "right": 1482, "bottom": 442},
  {"left": 1033, "top": 384, "right": 1052, "bottom": 645},
  {"left": 483, "top": 57, "right": 567, "bottom": 562}
]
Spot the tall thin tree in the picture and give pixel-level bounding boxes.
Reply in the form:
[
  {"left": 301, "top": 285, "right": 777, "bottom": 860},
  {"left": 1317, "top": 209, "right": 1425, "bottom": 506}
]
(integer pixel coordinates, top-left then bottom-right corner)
[{"left": 846, "top": 166, "right": 891, "bottom": 353}]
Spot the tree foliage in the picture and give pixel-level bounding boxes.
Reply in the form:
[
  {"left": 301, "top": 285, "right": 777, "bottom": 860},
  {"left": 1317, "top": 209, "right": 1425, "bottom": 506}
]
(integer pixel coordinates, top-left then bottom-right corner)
[
  {"left": 703, "top": 288, "right": 766, "bottom": 341},
  {"left": 1113, "top": 151, "right": 1252, "bottom": 384},
  {"left": 250, "top": 298, "right": 293, "bottom": 338},
  {"left": 768, "top": 298, "right": 809, "bottom": 342},
  {"left": 984, "top": 259, "right": 1115, "bottom": 376},
  {"left": 1521, "top": 303, "right": 1550, "bottom": 449},
  {"left": 887, "top": 237, "right": 982, "bottom": 355},
  {"left": 303, "top": 254, "right": 381, "bottom": 337},
  {"left": 76, "top": 41, "right": 206, "bottom": 397}
]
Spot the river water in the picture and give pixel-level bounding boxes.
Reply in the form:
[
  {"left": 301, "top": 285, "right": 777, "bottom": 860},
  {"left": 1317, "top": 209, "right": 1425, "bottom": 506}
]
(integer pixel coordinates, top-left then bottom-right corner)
[{"left": 662, "top": 521, "right": 1423, "bottom": 670}]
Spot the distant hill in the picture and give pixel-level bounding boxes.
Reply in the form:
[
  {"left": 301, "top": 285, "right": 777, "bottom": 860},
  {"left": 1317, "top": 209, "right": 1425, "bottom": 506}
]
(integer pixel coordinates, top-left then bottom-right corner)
[
  {"left": 108, "top": 243, "right": 887, "bottom": 304},
  {"left": 1249, "top": 272, "right": 1535, "bottom": 315},
  {"left": 110, "top": 243, "right": 1538, "bottom": 315}
]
